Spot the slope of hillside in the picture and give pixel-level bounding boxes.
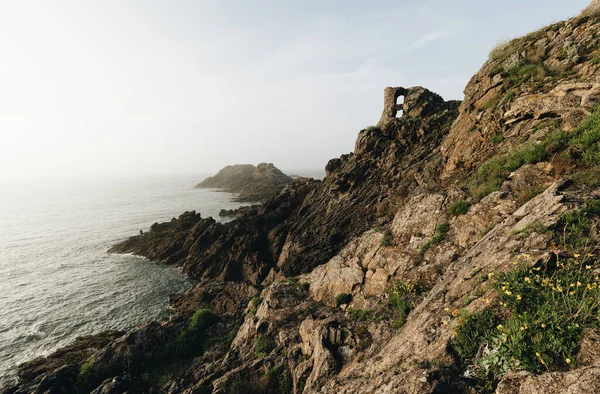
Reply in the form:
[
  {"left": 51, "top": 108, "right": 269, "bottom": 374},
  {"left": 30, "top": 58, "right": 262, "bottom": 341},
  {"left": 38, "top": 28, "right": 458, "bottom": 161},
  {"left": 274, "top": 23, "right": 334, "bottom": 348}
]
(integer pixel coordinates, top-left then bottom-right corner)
[{"left": 5, "top": 3, "right": 600, "bottom": 394}]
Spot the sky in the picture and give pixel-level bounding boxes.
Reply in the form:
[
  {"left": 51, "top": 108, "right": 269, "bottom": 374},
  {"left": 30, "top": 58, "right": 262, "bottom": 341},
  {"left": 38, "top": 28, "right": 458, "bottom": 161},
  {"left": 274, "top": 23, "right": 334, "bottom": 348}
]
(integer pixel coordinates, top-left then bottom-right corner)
[{"left": 0, "top": 0, "right": 591, "bottom": 181}]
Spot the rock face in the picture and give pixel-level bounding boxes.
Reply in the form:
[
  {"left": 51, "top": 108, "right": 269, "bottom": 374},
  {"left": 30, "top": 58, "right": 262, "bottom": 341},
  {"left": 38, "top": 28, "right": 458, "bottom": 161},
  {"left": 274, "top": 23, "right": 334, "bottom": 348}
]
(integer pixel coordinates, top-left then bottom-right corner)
[
  {"left": 196, "top": 163, "right": 293, "bottom": 202},
  {"left": 6, "top": 5, "right": 600, "bottom": 394}
]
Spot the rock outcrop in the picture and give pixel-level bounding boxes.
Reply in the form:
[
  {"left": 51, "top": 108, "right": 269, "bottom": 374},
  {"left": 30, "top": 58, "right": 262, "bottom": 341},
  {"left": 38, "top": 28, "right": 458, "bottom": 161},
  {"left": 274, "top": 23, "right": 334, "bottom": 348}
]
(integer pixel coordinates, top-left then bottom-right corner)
[
  {"left": 196, "top": 163, "right": 293, "bottom": 202},
  {"left": 5, "top": 3, "right": 600, "bottom": 394}
]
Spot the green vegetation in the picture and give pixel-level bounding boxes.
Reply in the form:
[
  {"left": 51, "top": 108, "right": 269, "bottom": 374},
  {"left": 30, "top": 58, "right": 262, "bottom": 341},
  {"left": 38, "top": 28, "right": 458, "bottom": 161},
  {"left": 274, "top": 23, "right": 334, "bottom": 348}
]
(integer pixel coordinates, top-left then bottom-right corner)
[
  {"left": 490, "top": 134, "right": 504, "bottom": 145},
  {"left": 468, "top": 98, "right": 600, "bottom": 200},
  {"left": 489, "top": 39, "right": 511, "bottom": 61},
  {"left": 388, "top": 280, "right": 426, "bottom": 328},
  {"left": 381, "top": 229, "right": 393, "bottom": 246},
  {"left": 449, "top": 248, "right": 600, "bottom": 391},
  {"left": 254, "top": 335, "right": 276, "bottom": 358},
  {"left": 251, "top": 297, "right": 262, "bottom": 309},
  {"left": 420, "top": 223, "right": 450, "bottom": 256},
  {"left": 467, "top": 142, "right": 547, "bottom": 199},
  {"left": 335, "top": 292, "right": 351, "bottom": 307},
  {"left": 225, "top": 366, "right": 293, "bottom": 394},
  {"left": 166, "top": 309, "right": 218, "bottom": 358},
  {"left": 555, "top": 199, "right": 600, "bottom": 249},
  {"left": 451, "top": 309, "right": 499, "bottom": 366},
  {"left": 346, "top": 307, "right": 375, "bottom": 321},
  {"left": 449, "top": 201, "right": 469, "bottom": 216},
  {"left": 77, "top": 356, "right": 96, "bottom": 386},
  {"left": 511, "top": 221, "right": 549, "bottom": 238}
]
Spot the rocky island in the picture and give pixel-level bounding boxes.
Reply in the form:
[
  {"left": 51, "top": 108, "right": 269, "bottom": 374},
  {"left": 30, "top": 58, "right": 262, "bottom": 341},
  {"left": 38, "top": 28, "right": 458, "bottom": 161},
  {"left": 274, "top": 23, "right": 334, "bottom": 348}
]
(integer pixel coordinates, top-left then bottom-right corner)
[
  {"left": 195, "top": 163, "right": 293, "bottom": 202},
  {"left": 6, "top": 2, "right": 600, "bottom": 393}
]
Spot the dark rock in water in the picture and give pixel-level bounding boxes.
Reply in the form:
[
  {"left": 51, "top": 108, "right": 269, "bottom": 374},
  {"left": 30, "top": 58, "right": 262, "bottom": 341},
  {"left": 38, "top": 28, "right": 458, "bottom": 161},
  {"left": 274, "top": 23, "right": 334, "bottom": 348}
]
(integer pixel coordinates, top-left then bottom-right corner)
[
  {"left": 16, "top": 330, "right": 124, "bottom": 384},
  {"left": 196, "top": 162, "right": 292, "bottom": 202}
]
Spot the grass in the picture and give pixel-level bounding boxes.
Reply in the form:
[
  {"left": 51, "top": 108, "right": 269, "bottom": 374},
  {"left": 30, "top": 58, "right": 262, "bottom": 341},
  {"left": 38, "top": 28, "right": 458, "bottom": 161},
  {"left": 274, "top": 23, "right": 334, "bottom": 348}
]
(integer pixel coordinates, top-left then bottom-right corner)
[
  {"left": 77, "top": 355, "right": 96, "bottom": 388},
  {"left": 555, "top": 199, "right": 600, "bottom": 249},
  {"left": 467, "top": 142, "right": 547, "bottom": 199},
  {"left": 420, "top": 223, "right": 450, "bottom": 256},
  {"left": 381, "top": 229, "right": 394, "bottom": 246},
  {"left": 449, "top": 201, "right": 469, "bottom": 216},
  {"left": 335, "top": 292, "right": 351, "bottom": 307},
  {"left": 490, "top": 134, "right": 505, "bottom": 145},
  {"left": 468, "top": 104, "right": 600, "bottom": 200}
]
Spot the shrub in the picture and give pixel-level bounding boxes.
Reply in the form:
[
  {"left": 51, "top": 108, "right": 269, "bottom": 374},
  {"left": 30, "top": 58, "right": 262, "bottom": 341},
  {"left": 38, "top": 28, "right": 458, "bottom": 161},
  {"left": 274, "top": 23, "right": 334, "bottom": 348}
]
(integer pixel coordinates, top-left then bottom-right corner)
[
  {"left": 254, "top": 335, "right": 276, "bottom": 358},
  {"left": 451, "top": 309, "right": 499, "bottom": 366},
  {"left": 420, "top": 223, "right": 450, "bottom": 256},
  {"left": 486, "top": 256, "right": 600, "bottom": 373},
  {"left": 251, "top": 297, "right": 262, "bottom": 309},
  {"left": 335, "top": 292, "right": 351, "bottom": 307},
  {"left": 166, "top": 309, "right": 217, "bottom": 358},
  {"left": 381, "top": 229, "right": 393, "bottom": 246},
  {"left": 449, "top": 201, "right": 470, "bottom": 216},
  {"left": 388, "top": 280, "right": 427, "bottom": 328},
  {"left": 347, "top": 308, "right": 375, "bottom": 321},
  {"left": 490, "top": 134, "right": 505, "bottom": 144}
]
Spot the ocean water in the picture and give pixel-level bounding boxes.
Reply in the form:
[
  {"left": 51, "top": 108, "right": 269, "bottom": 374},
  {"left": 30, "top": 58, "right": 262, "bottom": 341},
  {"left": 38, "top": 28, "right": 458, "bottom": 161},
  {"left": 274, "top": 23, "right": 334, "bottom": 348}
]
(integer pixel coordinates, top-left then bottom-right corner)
[{"left": 0, "top": 175, "right": 245, "bottom": 386}]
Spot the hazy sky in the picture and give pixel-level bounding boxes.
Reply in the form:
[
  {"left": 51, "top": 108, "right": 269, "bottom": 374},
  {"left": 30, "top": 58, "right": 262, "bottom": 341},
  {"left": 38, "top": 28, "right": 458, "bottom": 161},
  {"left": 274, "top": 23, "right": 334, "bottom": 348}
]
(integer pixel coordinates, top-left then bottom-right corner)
[{"left": 0, "top": 0, "right": 591, "bottom": 181}]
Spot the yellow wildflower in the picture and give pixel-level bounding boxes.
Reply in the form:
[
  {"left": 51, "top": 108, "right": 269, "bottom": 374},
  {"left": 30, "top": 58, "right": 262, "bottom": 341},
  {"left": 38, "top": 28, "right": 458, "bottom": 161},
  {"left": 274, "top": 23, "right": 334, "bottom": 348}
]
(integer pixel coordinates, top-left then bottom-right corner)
[
  {"left": 586, "top": 265, "right": 592, "bottom": 270},
  {"left": 524, "top": 277, "right": 531, "bottom": 283},
  {"left": 442, "top": 320, "right": 449, "bottom": 326},
  {"left": 452, "top": 309, "right": 459, "bottom": 317},
  {"left": 444, "top": 307, "right": 450, "bottom": 312},
  {"left": 574, "top": 253, "right": 581, "bottom": 258},
  {"left": 505, "top": 290, "right": 512, "bottom": 296},
  {"left": 497, "top": 324, "right": 504, "bottom": 331},
  {"left": 516, "top": 295, "right": 522, "bottom": 300},
  {"left": 541, "top": 323, "right": 546, "bottom": 328},
  {"left": 577, "top": 281, "right": 582, "bottom": 287},
  {"left": 488, "top": 272, "right": 494, "bottom": 278},
  {"left": 536, "top": 352, "right": 541, "bottom": 357},
  {"left": 566, "top": 358, "right": 571, "bottom": 364}
]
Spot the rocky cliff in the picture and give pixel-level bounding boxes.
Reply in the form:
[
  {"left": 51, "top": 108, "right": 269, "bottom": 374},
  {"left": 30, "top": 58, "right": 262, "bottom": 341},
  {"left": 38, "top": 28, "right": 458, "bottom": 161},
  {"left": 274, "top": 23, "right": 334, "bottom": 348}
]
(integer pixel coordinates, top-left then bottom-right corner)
[
  {"left": 6, "top": 4, "right": 600, "bottom": 394},
  {"left": 195, "top": 163, "right": 292, "bottom": 202}
]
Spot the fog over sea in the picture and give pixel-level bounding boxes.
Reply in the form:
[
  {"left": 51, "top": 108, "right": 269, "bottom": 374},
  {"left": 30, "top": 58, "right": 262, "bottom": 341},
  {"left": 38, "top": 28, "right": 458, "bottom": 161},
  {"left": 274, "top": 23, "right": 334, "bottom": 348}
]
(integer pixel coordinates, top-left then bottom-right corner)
[{"left": 0, "top": 175, "right": 246, "bottom": 386}]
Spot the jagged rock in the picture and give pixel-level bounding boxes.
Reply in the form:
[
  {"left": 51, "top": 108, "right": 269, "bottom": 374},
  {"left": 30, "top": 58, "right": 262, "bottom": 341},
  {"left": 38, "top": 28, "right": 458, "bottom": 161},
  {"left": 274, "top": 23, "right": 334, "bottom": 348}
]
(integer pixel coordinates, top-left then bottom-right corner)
[
  {"left": 195, "top": 163, "right": 292, "bottom": 202},
  {"left": 15, "top": 330, "right": 124, "bottom": 385},
  {"left": 7, "top": 7, "right": 600, "bottom": 394},
  {"left": 90, "top": 376, "right": 130, "bottom": 394},
  {"left": 496, "top": 367, "right": 600, "bottom": 393},
  {"left": 441, "top": 16, "right": 600, "bottom": 179},
  {"left": 170, "top": 280, "right": 259, "bottom": 315}
]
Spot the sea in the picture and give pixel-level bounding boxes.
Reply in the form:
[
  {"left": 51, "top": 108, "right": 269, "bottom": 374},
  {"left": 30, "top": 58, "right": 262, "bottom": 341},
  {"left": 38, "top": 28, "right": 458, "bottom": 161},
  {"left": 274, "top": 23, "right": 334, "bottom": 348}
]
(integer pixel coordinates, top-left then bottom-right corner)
[{"left": 0, "top": 174, "right": 247, "bottom": 387}]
